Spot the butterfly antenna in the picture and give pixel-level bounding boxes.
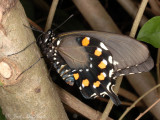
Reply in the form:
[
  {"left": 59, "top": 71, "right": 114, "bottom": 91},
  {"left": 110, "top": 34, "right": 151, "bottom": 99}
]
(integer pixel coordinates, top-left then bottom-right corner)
[
  {"left": 16, "top": 57, "right": 43, "bottom": 80},
  {"left": 53, "top": 14, "right": 74, "bottom": 32},
  {"left": 23, "top": 24, "right": 45, "bottom": 34},
  {"left": 8, "top": 24, "right": 44, "bottom": 57}
]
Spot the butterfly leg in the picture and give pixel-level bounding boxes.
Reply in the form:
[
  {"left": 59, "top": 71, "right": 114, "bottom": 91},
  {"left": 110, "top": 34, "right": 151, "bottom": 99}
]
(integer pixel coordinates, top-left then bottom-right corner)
[{"left": 7, "top": 41, "right": 36, "bottom": 56}]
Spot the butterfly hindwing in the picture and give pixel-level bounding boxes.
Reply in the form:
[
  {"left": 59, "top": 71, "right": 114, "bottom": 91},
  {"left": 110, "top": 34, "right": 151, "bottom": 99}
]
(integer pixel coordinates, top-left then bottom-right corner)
[{"left": 73, "top": 36, "right": 121, "bottom": 105}]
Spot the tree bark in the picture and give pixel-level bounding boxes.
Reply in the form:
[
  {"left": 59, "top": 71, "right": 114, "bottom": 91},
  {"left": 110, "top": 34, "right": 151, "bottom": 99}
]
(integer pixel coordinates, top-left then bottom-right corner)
[{"left": 0, "top": 0, "right": 68, "bottom": 120}]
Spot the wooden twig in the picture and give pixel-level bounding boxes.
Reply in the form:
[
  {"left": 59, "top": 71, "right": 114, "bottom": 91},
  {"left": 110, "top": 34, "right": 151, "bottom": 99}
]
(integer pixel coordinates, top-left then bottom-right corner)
[
  {"left": 135, "top": 98, "right": 160, "bottom": 120},
  {"left": 100, "top": 77, "right": 123, "bottom": 120},
  {"left": 98, "top": 97, "right": 144, "bottom": 107},
  {"left": 55, "top": 85, "right": 114, "bottom": 120},
  {"left": 157, "top": 49, "right": 160, "bottom": 93},
  {"left": 117, "top": 0, "right": 148, "bottom": 27},
  {"left": 119, "top": 84, "right": 160, "bottom": 120},
  {"left": 45, "top": 0, "right": 59, "bottom": 31},
  {"left": 130, "top": 0, "right": 149, "bottom": 38}
]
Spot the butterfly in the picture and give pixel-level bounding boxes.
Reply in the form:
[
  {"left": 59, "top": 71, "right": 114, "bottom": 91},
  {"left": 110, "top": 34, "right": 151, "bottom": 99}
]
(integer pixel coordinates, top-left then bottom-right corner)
[{"left": 37, "top": 30, "right": 154, "bottom": 106}]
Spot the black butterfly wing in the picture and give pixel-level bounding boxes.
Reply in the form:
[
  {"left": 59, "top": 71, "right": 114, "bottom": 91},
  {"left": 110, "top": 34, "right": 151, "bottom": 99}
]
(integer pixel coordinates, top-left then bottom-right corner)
[
  {"left": 53, "top": 31, "right": 153, "bottom": 106},
  {"left": 58, "top": 31, "right": 154, "bottom": 77},
  {"left": 57, "top": 35, "right": 121, "bottom": 105}
]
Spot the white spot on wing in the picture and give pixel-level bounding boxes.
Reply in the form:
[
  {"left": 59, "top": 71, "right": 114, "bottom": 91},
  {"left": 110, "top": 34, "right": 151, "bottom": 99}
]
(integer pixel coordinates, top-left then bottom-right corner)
[
  {"left": 72, "top": 69, "right": 76, "bottom": 72},
  {"left": 86, "top": 69, "right": 89, "bottom": 72},
  {"left": 113, "top": 60, "right": 119, "bottom": 65},
  {"left": 108, "top": 56, "right": 113, "bottom": 64},
  {"left": 106, "top": 82, "right": 111, "bottom": 92},
  {"left": 79, "top": 86, "right": 82, "bottom": 90},
  {"left": 119, "top": 74, "right": 125, "bottom": 76},
  {"left": 90, "top": 63, "right": 93, "bottom": 68},
  {"left": 100, "top": 91, "right": 108, "bottom": 96},
  {"left": 57, "top": 40, "right": 61, "bottom": 46},
  {"left": 90, "top": 57, "right": 93, "bottom": 61},
  {"left": 86, "top": 37, "right": 90, "bottom": 40},
  {"left": 97, "top": 47, "right": 102, "bottom": 52},
  {"left": 129, "top": 73, "right": 134, "bottom": 75},
  {"left": 113, "top": 76, "right": 117, "bottom": 79},
  {"left": 109, "top": 69, "right": 114, "bottom": 77},
  {"left": 90, "top": 93, "right": 97, "bottom": 98},
  {"left": 100, "top": 42, "right": 108, "bottom": 50},
  {"left": 93, "top": 85, "right": 96, "bottom": 89},
  {"left": 102, "top": 72, "right": 107, "bottom": 77},
  {"left": 79, "top": 69, "right": 83, "bottom": 72},
  {"left": 111, "top": 85, "right": 115, "bottom": 93},
  {"left": 102, "top": 59, "right": 107, "bottom": 65}
]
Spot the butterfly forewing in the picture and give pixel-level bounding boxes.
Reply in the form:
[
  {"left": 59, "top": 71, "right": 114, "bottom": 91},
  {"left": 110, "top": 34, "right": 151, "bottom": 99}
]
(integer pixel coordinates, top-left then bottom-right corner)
[
  {"left": 38, "top": 30, "right": 154, "bottom": 106},
  {"left": 60, "top": 31, "right": 153, "bottom": 76}
]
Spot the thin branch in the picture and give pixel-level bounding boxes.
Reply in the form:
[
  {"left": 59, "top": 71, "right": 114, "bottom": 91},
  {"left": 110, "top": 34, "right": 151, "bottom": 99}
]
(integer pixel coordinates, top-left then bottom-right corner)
[
  {"left": 45, "top": 0, "right": 59, "bottom": 32},
  {"left": 119, "top": 84, "right": 160, "bottom": 120},
  {"left": 130, "top": 0, "right": 149, "bottom": 38},
  {"left": 100, "top": 77, "right": 123, "bottom": 120},
  {"left": 157, "top": 49, "right": 160, "bottom": 93},
  {"left": 135, "top": 98, "right": 160, "bottom": 120},
  {"left": 55, "top": 84, "right": 114, "bottom": 120},
  {"left": 117, "top": 0, "right": 148, "bottom": 27},
  {"left": 98, "top": 97, "right": 144, "bottom": 107}
]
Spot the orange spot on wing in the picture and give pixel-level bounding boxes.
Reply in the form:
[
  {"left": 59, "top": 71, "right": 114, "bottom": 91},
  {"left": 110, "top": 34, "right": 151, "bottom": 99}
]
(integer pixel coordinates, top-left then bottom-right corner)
[
  {"left": 98, "top": 61, "right": 106, "bottom": 69},
  {"left": 82, "top": 79, "right": 90, "bottom": 87},
  {"left": 73, "top": 73, "right": 79, "bottom": 80},
  {"left": 93, "top": 81, "right": 100, "bottom": 87},
  {"left": 98, "top": 73, "right": 105, "bottom": 80},
  {"left": 82, "top": 37, "right": 90, "bottom": 46},
  {"left": 94, "top": 49, "right": 102, "bottom": 56}
]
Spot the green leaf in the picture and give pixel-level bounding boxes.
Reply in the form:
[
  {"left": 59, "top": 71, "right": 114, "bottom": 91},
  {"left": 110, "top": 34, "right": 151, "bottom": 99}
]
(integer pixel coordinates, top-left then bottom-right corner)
[{"left": 137, "top": 16, "right": 160, "bottom": 48}]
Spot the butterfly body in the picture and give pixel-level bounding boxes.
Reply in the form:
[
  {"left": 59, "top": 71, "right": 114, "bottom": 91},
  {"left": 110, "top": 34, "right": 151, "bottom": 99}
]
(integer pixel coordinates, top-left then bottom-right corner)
[{"left": 38, "top": 30, "right": 154, "bottom": 106}]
